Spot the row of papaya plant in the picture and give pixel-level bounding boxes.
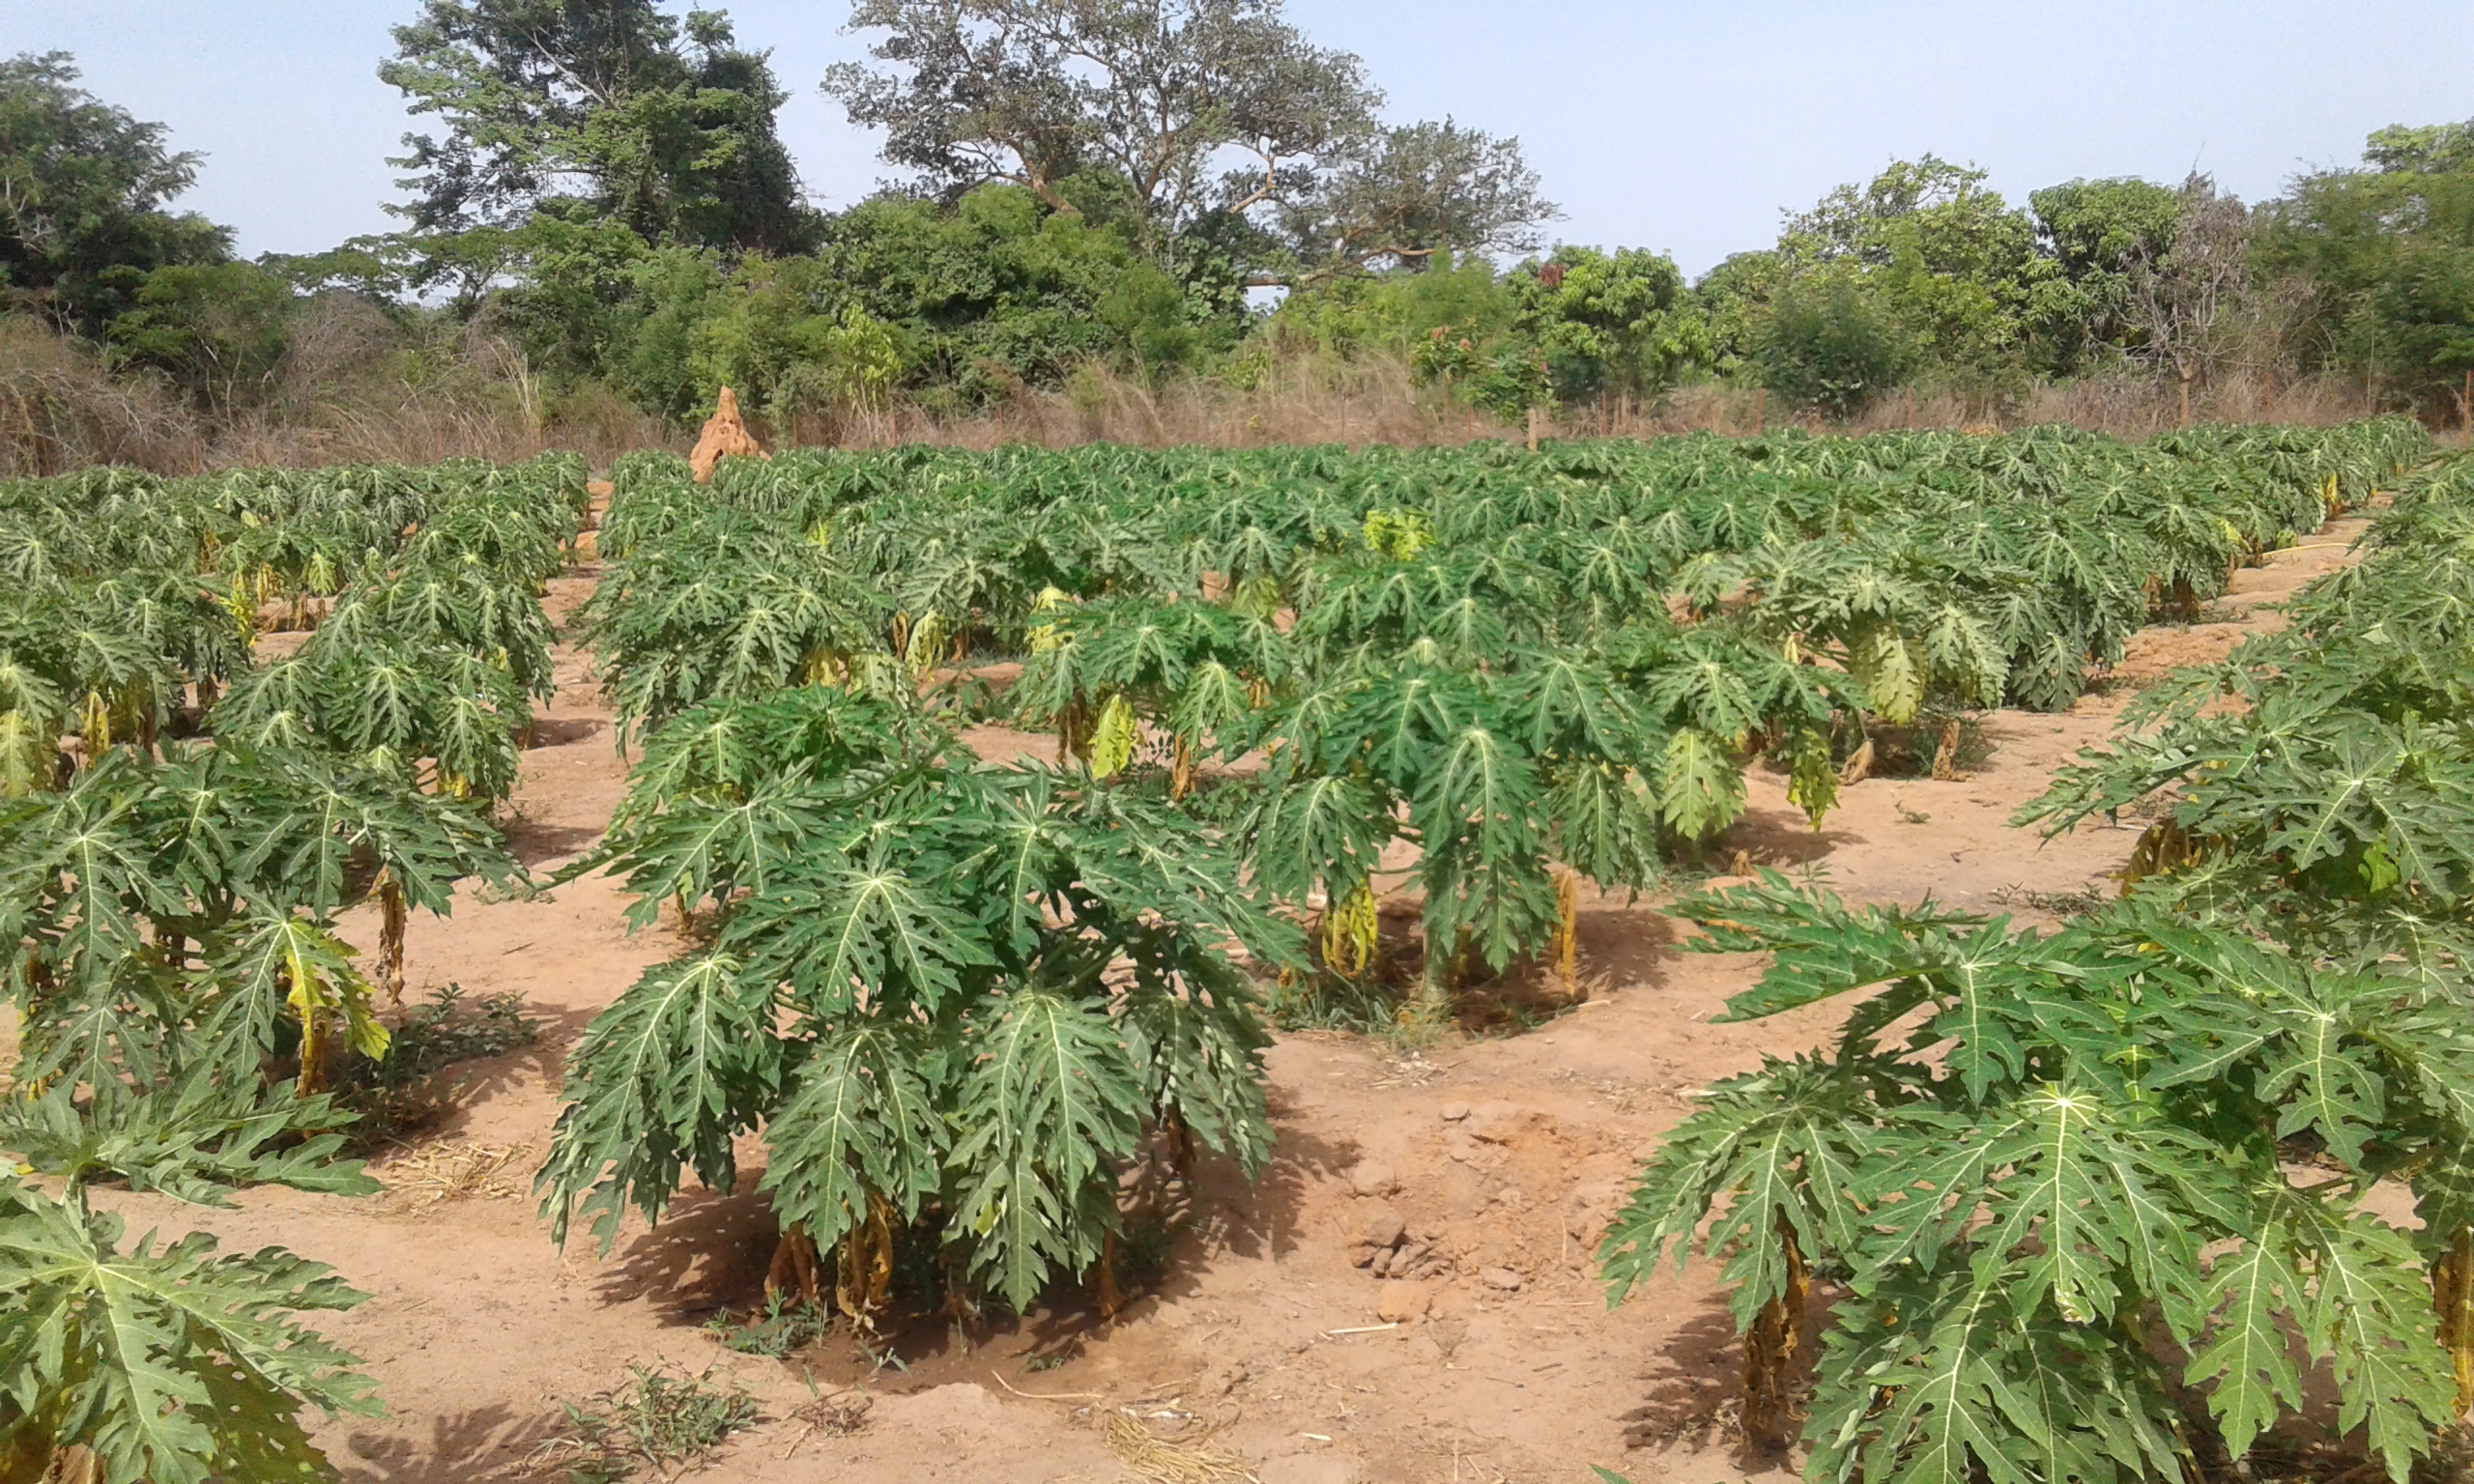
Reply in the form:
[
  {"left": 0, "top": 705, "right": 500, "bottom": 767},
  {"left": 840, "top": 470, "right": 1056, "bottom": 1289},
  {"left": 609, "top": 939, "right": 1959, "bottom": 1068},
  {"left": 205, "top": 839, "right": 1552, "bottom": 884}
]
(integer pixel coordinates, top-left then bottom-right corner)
[
  {"left": 0, "top": 456, "right": 582, "bottom": 1481},
  {"left": 1600, "top": 450, "right": 2474, "bottom": 1480},
  {"left": 581, "top": 422, "right": 2421, "bottom": 1007},
  {"left": 0, "top": 454, "right": 588, "bottom": 803}
]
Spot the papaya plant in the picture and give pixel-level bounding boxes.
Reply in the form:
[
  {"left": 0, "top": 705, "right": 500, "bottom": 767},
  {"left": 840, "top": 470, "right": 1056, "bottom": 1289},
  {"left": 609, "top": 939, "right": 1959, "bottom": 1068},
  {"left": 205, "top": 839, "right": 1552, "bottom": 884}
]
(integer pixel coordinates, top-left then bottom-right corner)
[
  {"left": 540, "top": 684, "right": 1302, "bottom": 1321},
  {"left": 1602, "top": 877, "right": 2469, "bottom": 1479},
  {"left": 0, "top": 1077, "right": 383, "bottom": 1484}
]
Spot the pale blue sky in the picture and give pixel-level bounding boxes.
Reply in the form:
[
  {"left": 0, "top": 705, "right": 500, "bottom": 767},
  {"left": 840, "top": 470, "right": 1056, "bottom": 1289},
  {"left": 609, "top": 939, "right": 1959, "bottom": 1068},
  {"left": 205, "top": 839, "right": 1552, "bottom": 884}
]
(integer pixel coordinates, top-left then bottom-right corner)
[{"left": 11, "top": 1, "right": 2471, "bottom": 275}]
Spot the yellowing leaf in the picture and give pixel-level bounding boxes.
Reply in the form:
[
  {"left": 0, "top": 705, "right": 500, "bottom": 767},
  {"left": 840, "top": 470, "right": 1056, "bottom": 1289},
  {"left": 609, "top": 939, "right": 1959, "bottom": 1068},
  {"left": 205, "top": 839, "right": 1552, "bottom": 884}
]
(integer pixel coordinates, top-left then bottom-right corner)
[{"left": 1088, "top": 694, "right": 1140, "bottom": 778}]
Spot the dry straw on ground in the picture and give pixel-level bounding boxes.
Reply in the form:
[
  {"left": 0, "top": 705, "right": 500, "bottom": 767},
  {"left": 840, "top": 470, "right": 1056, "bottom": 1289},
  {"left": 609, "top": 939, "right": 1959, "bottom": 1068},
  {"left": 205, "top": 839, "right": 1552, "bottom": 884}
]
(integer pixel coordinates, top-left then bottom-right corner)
[
  {"left": 1103, "top": 1412, "right": 1258, "bottom": 1484},
  {"left": 375, "top": 1139, "right": 531, "bottom": 1208}
]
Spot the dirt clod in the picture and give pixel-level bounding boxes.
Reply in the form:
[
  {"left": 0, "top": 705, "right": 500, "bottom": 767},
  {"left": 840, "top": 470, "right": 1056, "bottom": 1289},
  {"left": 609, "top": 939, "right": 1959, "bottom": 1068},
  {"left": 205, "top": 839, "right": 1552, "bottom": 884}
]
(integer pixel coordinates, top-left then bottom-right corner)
[
  {"left": 1376, "top": 1281, "right": 1432, "bottom": 1323},
  {"left": 1346, "top": 1159, "right": 1398, "bottom": 1197},
  {"left": 1354, "top": 1208, "right": 1406, "bottom": 1250}
]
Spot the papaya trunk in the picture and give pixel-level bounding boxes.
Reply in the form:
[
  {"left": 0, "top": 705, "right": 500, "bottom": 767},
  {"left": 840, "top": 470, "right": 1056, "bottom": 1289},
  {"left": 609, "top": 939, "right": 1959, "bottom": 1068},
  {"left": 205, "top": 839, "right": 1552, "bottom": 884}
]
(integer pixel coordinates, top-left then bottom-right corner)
[
  {"left": 293, "top": 964, "right": 327, "bottom": 1096},
  {"left": 1742, "top": 1212, "right": 1809, "bottom": 1451},
  {"left": 1931, "top": 720, "right": 1962, "bottom": 782},
  {"left": 1165, "top": 1105, "right": 1197, "bottom": 1181},
  {"left": 2436, "top": 1225, "right": 2474, "bottom": 1419},
  {"left": 1056, "top": 699, "right": 1088, "bottom": 768},
  {"left": 379, "top": 871, "right": 407, "bottom": 1007},
  {"left": 1097, "top": 1228, "right": 1124, "bottom": 1319},
  {"left": 39, "top": 1442, "right": 103, "bottom": 1484},
  {"left": 1412, "top": 926, "right": 1465, "bottom": 1024},
  {"left": 1550, "top": 868, "right": 1580, "bottom": 995},
  {"left": 1170, "top": 736, "right": 1197, "bottom": 800}
]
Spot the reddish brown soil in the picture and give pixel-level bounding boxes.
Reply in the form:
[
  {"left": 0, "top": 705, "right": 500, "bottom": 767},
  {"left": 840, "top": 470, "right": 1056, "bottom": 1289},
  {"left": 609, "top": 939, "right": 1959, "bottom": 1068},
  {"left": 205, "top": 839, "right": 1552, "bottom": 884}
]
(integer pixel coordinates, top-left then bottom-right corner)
[{"left": 2, "top": 522, "right": 2369, "bottom": 1484}]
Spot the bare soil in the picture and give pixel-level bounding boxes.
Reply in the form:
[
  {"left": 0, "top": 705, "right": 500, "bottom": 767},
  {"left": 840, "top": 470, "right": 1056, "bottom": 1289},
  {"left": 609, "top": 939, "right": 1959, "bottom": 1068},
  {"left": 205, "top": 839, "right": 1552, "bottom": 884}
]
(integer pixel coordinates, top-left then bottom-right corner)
[{"left": 6, "top": 521, "right": 2370, "bottom": 1484}]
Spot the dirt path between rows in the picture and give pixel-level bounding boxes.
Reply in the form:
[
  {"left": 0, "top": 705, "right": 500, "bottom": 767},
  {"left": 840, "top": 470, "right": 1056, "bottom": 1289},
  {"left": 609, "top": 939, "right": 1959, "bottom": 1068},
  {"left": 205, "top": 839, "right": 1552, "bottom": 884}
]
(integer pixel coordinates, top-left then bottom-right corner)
[{"left": 25, "top": 518, "right": 2370, "bottom": 1484}]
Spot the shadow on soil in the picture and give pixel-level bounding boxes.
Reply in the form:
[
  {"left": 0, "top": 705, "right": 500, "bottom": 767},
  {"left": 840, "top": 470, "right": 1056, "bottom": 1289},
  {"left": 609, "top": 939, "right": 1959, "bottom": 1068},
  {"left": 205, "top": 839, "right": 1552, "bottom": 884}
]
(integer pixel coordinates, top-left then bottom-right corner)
[{"left": 340, "top": 1403, "right": 561, "bottom": 1484}]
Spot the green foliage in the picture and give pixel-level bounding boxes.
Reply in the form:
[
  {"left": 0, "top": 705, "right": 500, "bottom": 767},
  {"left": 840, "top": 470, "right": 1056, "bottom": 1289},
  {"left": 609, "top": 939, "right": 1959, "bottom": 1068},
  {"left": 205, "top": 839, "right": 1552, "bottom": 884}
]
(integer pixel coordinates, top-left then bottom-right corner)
[
  {"left": 0, "top": 52, "right": 232, "bottom": 334},
  {"left": 106, "top": 261, "right": 295, "bottom": 411},
  {"left": 2023, "top": 448, "right": 2474, "bottom": 974},
  {"left": 704, "top": 1291, "right": 833, "bottom": 1356},
  {"left": 0, "top": 452, "right": 575, "bottom": 1482},
  {"left": 1603, "top": 879, "right": 2468, "bottom": 1482},
  {"left": 0, "top": 1072, "right": 383, "bottom": 1483},
  {"left": 585, "top": 419, "right": 2413, "bottom": 1013},
  {"left": 2029, "top": 176, "right": 2185, "bottom": 371},
  {"left": 1778, "top": 155, "right": 2062, "bottom": 385},
  {"left": 543, "top": 685, "right": 1298, "bottom": 1315},
  {"left": 379, "top": 1, "right": 817, "bottom": 252},
  {"left": 2258, "top": 122, "right": 2474, "bottom": 408},
  {"left": 543, "top": 1363, "right": 759, "bottom": 1484},
  {"left": 1504, "top": 246, "right": 1711, "bottom": 401},
  {"left": 1751, "top": 270, "right": 1908, "bottom": 416},
  {"left": 1607, "top": 442, "right": 2474, "bottom": 1483},
  {"left": 0, "top": 1179, "right": 381, "bottom": 1484}
]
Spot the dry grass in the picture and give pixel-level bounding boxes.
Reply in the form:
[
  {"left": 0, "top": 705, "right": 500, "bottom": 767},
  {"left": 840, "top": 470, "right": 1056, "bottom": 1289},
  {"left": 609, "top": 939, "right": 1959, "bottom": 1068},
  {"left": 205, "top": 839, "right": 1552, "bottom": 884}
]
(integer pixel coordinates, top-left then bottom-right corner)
[
  {"left": 0, "top": 304, "right": 673, "bottom": 479},
  {"left": 1102, "top": 1412, "right": 1257, "bottom": 1484},
  {"left": 374, "top": 1139, "right": 532, "bottom": 1209},
  {"left": 0, "top": 317, "right": 208, "bottom": 476},
  {"left": 0, "top": 300, "right": 2417, "bottom": 481},
  {"left": 793, "top": 358, "right": 2395, "bottom": 455}
]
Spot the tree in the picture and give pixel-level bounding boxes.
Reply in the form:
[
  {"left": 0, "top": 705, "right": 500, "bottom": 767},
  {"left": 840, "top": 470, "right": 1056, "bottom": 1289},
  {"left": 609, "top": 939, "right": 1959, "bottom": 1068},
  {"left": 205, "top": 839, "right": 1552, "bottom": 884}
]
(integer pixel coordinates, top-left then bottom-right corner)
[
  {"left": 1503, "top": 246, "right": 1705, "bottom": 400},
  {"left": 0, "top": 52, "right": 231, "bottom": 334},
  {"left": 2257, "top": 126, "right": 2474, "bottom": 411},
  {"left": 2124, "top": 173, "right": 2250, "bottom": 419},
  {"left": 542, "top": 686, "right": 1299, "bottom": 1320},
  {"left": 2028, "top": 176, "right": 2184, "bottom": 371},
  {"left": 380, "top": 2, "right": 818, "bottom": 253},
  {"left": 1275, "top": 119, "right": 1559, "bottom": 280},
  {"left": 106, "top": 261, "right": 296, "bottom": 411},
  {"left": 1776, "top": 156, "right": 2058, "bottom": 384},
  {"left": 1692, "top": 248, "right": 1790, "bottom": 378},
  {"left": 823, "top": 0, "right": 1379, "bottom": 247},
  {"left": 1751, "top": 269, "right": 1906, "bottom": 416},
  {"left": 2364, "top": 118, "right": 2474, "bottom": 175}
]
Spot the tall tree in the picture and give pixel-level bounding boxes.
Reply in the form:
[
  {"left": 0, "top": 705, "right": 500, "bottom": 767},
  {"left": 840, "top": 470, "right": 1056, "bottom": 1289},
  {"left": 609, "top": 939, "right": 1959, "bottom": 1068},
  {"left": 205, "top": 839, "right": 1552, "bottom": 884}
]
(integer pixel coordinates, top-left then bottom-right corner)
[
  {"left": 1756, "top": 156, "right": 2066, "bottom": 383},
  {"left": 2028, "top": 176, "right": 2184, "bottom": 370},
  {"left": 381, "top": 2, "right": 818, "bottom": 253},
  {"left": 2123, "top": 173, "right": 2251, "bottom": 413},
  {"left": 0, "top": 52, "right": 230, "bottom": 334},
  {"left": 822, "top": 0, "right": 1379, "bottom": 247},
  {"left": 2258, "top": 123, "right": 2474, "bottom": 411},
  {"left": 1275, "top": 119, "right": 1559, "bottom": 280}
]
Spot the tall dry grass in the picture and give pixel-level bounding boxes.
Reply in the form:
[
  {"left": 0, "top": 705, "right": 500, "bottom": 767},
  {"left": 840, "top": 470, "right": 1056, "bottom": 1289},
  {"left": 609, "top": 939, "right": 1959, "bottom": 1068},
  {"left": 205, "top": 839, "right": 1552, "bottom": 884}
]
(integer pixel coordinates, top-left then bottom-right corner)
[
  {"left": 0, "top": 301, "right": 672, "bottom": 479},
  {"left": 0, "top": 302, "right": 2426, "bottom": 480},
  {"left": 814, "top": 357, "right": 2398, "bottom": 455}
]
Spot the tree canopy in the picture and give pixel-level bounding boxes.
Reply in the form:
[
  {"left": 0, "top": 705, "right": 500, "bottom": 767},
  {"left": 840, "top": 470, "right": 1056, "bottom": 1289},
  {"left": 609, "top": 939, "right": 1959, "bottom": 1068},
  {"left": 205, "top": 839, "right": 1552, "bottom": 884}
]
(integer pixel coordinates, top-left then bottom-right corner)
[
  {"left": 381, "top": 1, "right": 819, "bottom": 253},
  {"left": 2258, "top": 119, "right": 2474, "bottom": 409},
  {"left": 0, "top": 52, "right": 231, "bottom": 333},
  {"left": 823, "top": 0, "right": 1554, "bottom": 284}
]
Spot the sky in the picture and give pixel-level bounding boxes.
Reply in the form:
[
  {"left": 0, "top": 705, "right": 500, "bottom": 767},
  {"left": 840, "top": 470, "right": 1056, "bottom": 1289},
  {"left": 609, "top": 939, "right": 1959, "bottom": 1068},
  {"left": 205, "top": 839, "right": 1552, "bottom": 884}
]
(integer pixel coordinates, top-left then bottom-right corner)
[{"left": 11, "top": 1, "right": 2473, "bottom": 276}]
